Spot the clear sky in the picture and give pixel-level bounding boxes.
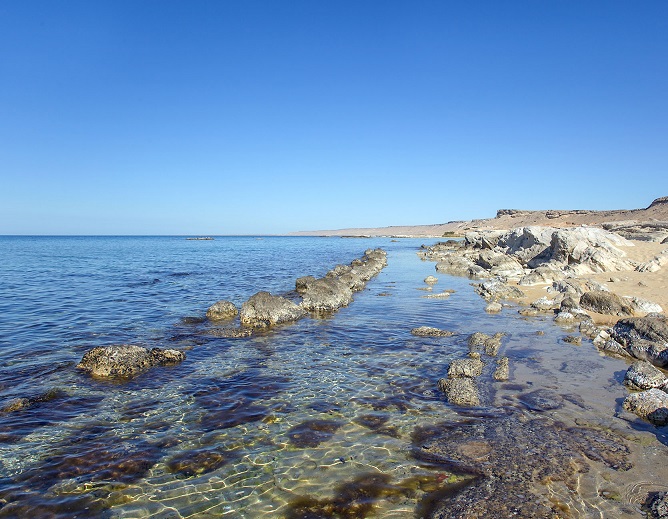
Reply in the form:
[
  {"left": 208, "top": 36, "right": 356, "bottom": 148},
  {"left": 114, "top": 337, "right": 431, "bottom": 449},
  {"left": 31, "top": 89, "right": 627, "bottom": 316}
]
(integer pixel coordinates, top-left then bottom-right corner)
[{"left": 1, "top": 1, "right": 666, "bottom": 235}]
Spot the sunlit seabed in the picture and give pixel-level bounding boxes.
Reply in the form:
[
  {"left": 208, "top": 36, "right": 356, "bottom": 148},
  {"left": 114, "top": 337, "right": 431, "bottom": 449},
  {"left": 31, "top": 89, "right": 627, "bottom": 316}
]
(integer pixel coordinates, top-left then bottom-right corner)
[{"left": 0, "top": 236, "right": 667, "bottom": 518}]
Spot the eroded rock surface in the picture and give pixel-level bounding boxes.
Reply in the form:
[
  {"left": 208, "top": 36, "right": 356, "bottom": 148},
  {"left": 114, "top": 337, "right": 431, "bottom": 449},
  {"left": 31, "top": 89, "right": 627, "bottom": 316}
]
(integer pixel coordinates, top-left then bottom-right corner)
[
  {"left": 411, "top": 326, "right": 456, "bottom": 337},
  {"left": 206, "top": 300, "right": 238, "bottom": 320},
  {"left": 77, "top": 345, "right": 185, "bottom": 379},
  {"left": 623, "top": 388, "right": 668, "bottom": 426},
  {"left": 240, "top": 291, "right": 306, "bottom": 328}
]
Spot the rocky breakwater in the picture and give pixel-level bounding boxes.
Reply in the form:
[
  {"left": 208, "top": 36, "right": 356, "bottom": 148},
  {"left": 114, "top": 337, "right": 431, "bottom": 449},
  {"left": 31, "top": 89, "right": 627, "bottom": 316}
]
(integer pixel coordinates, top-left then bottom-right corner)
[{"left": 207, "top": 248, "right": 388, "bottom": 331}]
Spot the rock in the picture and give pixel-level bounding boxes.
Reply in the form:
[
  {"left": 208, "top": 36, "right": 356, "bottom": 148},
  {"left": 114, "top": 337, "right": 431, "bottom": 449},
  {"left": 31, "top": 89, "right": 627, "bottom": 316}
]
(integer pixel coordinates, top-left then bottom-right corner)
[
  {"left": 563, "top": 335, "right": 582, "bottom": 345},
  {"left": 295, "top": 275, "right": 317, "bottom": 294},
  {"left": 580, "top": 319, "right": 602, "bottom": 339},
  {"left": 206, "top": 300, "right": 238, "bottom": 321},
  {"left": 1, "top": 398, "right": 31, "bottom": 413},
  {"left": 473, "top": 278, "right": 525, "bottom": 302},
  {"left": 422, "top": 291, "right": 452, "bottom": 299},
  {"left": 518, "top": 265, "right": 563, "bottom": 286},
  {"left": 554, "top": 311, "right": 576, "bottom": 323},
  {"left": 627, "top": 296, "right": 663, "bottom": 315},
  {"left": 475, "top": 250, "right": 524, "bottom": 277},
  {"left": 496, "top": 226, "right": 554, "bottom": 266},
  {"left": 424, "top": 275, "right": 438, "bottom": 284},
  {"left": 636, "top": 249, "right": 668, "bottom": 272},
  {"left": 467, "top": 332, "right": 503, "bottom": 355},
  {"left": 77, "top": 345, "right": 185, "bottom": 379},
  {"left": 611, "top": 315, "right": 668, "bottom": 367},
  {"left": 436, "top": 256, "right": 476, "bottom": 277},
  {"left": 518, "top": 307, "right": 540, "bottom": 317},
  {"left": 549, "top": 227, "right": 634, "bottom": 274},
  {"left": 208, "top": 327, "right": 253, "bottom": 338},
  {"left": 240, "top": 291, "right": 306, "bottom": 328},
  {"left": 325, "top": 265, "right": 351, "bottom": 278},
  {"left": 299, "top": 277, "right": 354, "bottom": 312},
  {"left": 437, "top": 377, "right": 480, "bottom": 406},
  {"left": 580, "top": 290, "right": 636, "bottom": 316},
  {"left": 410, "top": 326, "right": 456, "bottom": 337},
  {"left": 531, "top": 296, "right": 560, "bottom": 312},
  {"left": 519, "top": 389, "right": 563, "bottom": 412},
  {"left": 647, "top": 491, "right": 668, "bottom": 519},
  {"left": 485, "top": 302, "right": 503, "bottom": 313},
  {"left": 493, "top": 357, "right": 509, "bottom": 381},
  {"left": 623, "top": 388, "right": 668, "bottom": 425},
  {"left": 448, "top": 358, "right": 484, "bottom": 378},
  {"left": 623, "top": 361, "right": 668, "bottom": 391}
]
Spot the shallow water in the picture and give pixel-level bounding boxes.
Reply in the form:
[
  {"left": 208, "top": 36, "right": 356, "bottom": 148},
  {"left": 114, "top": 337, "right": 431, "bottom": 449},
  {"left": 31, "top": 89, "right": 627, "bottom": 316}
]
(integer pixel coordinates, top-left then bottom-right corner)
[{"left": 0, "top": 236, "right": 667, "bottom": 518}]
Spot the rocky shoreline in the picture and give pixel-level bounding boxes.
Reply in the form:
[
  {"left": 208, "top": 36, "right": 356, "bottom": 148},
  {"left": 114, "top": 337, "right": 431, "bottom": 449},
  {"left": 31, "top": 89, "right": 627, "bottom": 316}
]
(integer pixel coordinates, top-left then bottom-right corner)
[{"left": 418, "top": 225, "right": 668, "bottom": 422}]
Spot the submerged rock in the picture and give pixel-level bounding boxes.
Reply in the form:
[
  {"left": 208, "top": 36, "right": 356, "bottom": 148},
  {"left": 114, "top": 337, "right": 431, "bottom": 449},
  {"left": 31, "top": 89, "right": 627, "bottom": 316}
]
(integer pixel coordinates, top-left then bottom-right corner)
[
  {"left": 77, "top": 345, "right": 185, "bottom": 379},
  {"left": 412, "top": 412, "right": 631, "bottom": 518},
  {"left": 493, "top": 357, "right": 510, "bottom": 381},
  {"left": 437, "top": 377, "right": 480, "bottom": 407},
  {"left": 623, "top": 388, "right": 668, "bottom": 426},
  {"left": 410, "top": 326, "right": 456, "bottom": 337},
  {"left": 240, "top": 291, "right": 306, "bottom": 328},
  {"left": 206, "top": 300, "right": 238, "bottom": 320}
]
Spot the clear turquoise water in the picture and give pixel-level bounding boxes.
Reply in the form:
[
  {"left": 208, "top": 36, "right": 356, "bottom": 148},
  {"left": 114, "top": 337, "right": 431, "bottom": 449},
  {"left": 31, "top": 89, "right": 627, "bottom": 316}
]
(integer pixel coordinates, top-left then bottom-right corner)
[{"left": 0, "top": 236, "right": 666, "bottom": 518}]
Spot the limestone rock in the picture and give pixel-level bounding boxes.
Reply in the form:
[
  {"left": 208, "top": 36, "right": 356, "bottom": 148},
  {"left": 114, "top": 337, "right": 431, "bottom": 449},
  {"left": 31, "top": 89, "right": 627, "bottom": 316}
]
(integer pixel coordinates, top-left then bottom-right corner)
[
  {"left": 473, "top": 278, "right": 525, "bottom": 302},
  {"left": 611, "top": 315, "right": 668, "bottom": 367},
  {"left": 438, "top": 377, "right": 480, "bottom": 407},
  {"left": 299, "top": 277, "right": 353, "bottom": 312},
  {"left": 623, "top": 388, "right": 668, "bottom": 426},
  {"left": 240, "top": 291, "right": 306, "bottom": 328},
  {"left": 493, "top": 357, "right": 510, "bottom": 381},
  {"left": 448, "top": 358, "right": 484, "bottom": 378},
  {"left": 485, "top": 302, "right": 503, "bottom": 313},
  {"left": 424, "top": 275, "right": 438, "bottom": 285},
  {"left": 206, "top": 300, "right": 238, "bottom": 321},
  {"left": 77, "top": 345, "right": 185, "bottom": 379}
]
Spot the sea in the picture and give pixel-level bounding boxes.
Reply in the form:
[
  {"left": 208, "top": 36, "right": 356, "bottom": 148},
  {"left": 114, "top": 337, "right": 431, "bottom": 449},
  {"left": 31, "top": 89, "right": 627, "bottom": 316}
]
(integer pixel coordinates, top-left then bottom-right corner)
[{"left": 0, "top": 236, "right": 667, "bottom": 518}]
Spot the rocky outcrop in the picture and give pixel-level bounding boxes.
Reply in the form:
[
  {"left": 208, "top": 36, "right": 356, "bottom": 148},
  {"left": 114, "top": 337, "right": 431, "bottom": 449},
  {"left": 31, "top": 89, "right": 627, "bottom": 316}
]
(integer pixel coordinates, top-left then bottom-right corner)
[
  {"left": 473, "top": 278, "right": 524, "bottom": 302},
  {"left": 437, "top": 377, "right": 480, "bottom": 406},
  {"left": 240, "top": 291, "right": 306, "bottom": 328},
  {"left": 623, "top": 388, "right": 668, "bottom": 426},
  {"left": 77, "top": 345, "right": 185, "bottom": 379},
  {"left": 299, "top": 277, "right": 353, "bottom": 312},
  {"left": 580, "top": 290, "right": 636, "bottom": 316},
  {"left": 607, "top": 314, "right": 668, "bottom": 367},
  {"left": 206, "top": 300, "right": 238, "bottom": 320},
  {"left": 623, "top": 362, "right": 668, "bottom": 391}
]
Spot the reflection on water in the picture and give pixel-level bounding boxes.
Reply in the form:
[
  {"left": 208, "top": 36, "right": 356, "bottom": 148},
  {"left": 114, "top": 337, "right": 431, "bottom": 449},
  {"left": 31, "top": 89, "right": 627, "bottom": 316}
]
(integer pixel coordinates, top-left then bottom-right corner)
[{"left": 0, "top": 236, "right": 667, "bottom": 517}]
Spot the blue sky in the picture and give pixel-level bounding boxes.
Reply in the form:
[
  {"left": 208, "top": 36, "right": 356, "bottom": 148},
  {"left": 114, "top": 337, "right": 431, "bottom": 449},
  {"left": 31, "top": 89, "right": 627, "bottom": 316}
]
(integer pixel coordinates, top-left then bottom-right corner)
[{"left": 1, "top": 1, "right": 666, "bottom": 234}]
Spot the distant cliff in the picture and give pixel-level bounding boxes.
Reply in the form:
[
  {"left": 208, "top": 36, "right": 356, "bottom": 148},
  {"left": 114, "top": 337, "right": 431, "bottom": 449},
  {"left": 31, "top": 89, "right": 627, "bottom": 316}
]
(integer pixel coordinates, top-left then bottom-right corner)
[{"left": 289, "top": 197, "right": 668, "bottom": 239}]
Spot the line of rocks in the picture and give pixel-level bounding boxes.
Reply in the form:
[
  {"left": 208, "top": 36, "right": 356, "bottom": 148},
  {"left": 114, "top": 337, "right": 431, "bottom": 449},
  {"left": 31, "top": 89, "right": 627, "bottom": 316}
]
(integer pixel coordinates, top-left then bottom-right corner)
[
  {"left": 74, "top": 248, "right": 387, "bottom": 381},
  {"left": 212, "top": 248, "right": 388, "bottom": 329},
  {"left": 436, "top": 332, "right": 509, "bottom": 407}
]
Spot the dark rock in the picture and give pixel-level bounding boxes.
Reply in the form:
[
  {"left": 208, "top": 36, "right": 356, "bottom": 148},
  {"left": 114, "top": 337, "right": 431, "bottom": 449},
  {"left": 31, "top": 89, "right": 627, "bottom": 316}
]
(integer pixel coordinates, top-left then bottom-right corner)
[
  {"left": 411, "top": 326, "right": 456, "bottom": 337},
  {"left": 295, "top": 275, "right": 317, "bottom": 294},
  {"left": 624, "top": 361, "right": 668, "bottom": 391},
  {"left": 580, "top": 290, "right": 636, "bottom": 316},
  {"left": 287, "top": 419, "right": 344, "bottom": 448},
  {"left": 563, "top": 335, "right": 582, "bottom": 345},
  {"left": 206, "top": 300, "right": 238, "bottom": 320},
  {"left": 623, "top": 388, "right": 668, "bottom": 425},
  {"left": 208, "top": 327, "right": 253, "bottom": 338},
  {"left": 611, "top": 315, "right": 668, "bottom": 367},
  {"left": 240, "top": 291, "right": 306, "bottom": 328},
  {"left": 519, "top": 389, "right": 563, "bottom": 412},
  {"left": 166, "top": 447, "right": 235, "bottom": 478},
  {"left": 647, "top": 491, "right": 668, "bottom": 519},
  {"left": 76, "top": 345, "right": 185, "bottom": 379}
]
